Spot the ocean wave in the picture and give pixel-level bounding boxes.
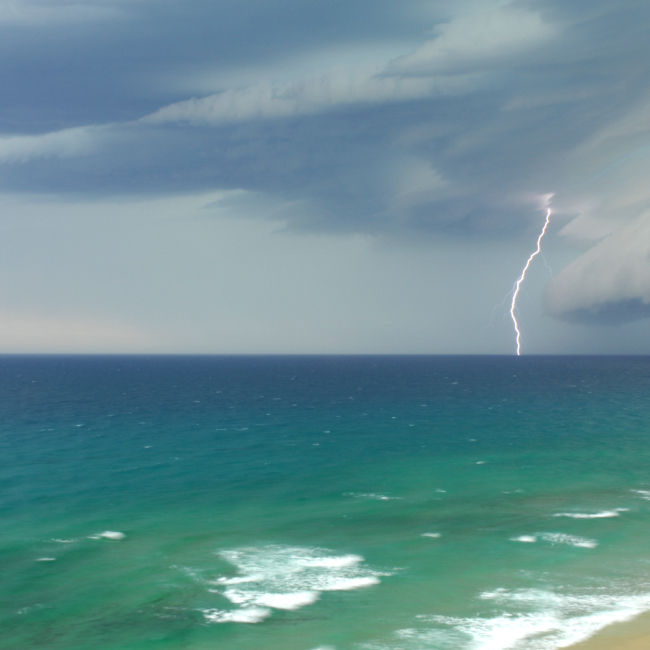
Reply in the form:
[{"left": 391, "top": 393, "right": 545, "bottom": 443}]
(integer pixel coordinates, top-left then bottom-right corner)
[
  {"left": 201, "top": 606, "right": 271, "bottom": 624},
  {"left": 538, "top": 533, "right": 597, "bottom": 548},
  {"left": 553, "top": 509, "right": 628, "bottom": 519},
  {"left": 510, "top": 533, "right": 597, "bottom": 548},
  {"left": 347, "top": 493, "right": 404, "bottom": 501},
  {"left": 202, "top": 545, "right": 388, "bottom": 624},
  {"left": 88, "top": 531, "right": 125, "bottom": 540},
  {"left": 364, "top": 587, "right": 650, "bottom": 650}
]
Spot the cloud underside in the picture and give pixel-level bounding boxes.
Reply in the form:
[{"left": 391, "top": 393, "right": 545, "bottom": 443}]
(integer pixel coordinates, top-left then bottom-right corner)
[
  {"left": 3, "top": 1, "right": 650, "bottom": 324},
  {"left": 545, "top": 211, "right": 650, "bottom": 324},
  {"left": 552, "top": 300, "right": 650, "bottom": 326}
]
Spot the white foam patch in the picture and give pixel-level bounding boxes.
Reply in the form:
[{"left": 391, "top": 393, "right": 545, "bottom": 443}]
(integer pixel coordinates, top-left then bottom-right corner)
[
  {"left": 538, "top": 533, "right": 597, "bottom": 548},
  {"left": 633, "top": 490, "right": 650, "bottom": 500},
  {"left": 348, "top": 493, "right": 404, "bottom": 501},
  {"left": 203, "top": 545, "right": 387, "bottom": 624},
  {"left": 89, "top": 531, "right": 126, "bottom": 540},
  {"left": 553, "top": 510, "right": 623, "bottom": 519},
  {"left": 51, "top": 539, "right": 75, "bottom": 543},
  {"left": 201, "top": 606, "right": 271, "bottom": 623},
  {"left": 422, "top": 533, "right": 441, "bottom": 538},
  {"left": 511, "top": 533, "right": 597, "bottom": 547},
  {"left": 374, "top": 588, "right": 650, "bottom": 650},
  {"left": 36, "top": 557, "right": 56, "bottom": 561},
  {"left": 255, "top": 591, "right": 320, "bottom": 610}
]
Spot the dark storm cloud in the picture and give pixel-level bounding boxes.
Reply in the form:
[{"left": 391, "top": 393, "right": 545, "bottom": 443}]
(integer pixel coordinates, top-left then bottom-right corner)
[
  {"left": 0, "top": 0, "right": 438, "bottom": 130},
  {"left": 549, "top": 300, "right": 650, "bottom": 326},
  {"left": 4, "top": 0, "right": 650, "bottom": 321}
]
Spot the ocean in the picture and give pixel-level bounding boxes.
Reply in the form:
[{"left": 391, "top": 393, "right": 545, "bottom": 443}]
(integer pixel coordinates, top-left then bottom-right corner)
[{"left": 3, "top": 355, "right": 650, "bottom": 650}]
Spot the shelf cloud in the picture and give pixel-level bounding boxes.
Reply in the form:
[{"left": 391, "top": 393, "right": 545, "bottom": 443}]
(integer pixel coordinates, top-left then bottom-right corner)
[{"left": 3, "top": 0, "right": 650, "bottom": 350}]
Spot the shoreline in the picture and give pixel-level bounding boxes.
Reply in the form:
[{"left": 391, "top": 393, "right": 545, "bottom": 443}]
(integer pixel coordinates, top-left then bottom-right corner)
[{"left": 564, "top": 611, "right": 650, "bottom": 650}]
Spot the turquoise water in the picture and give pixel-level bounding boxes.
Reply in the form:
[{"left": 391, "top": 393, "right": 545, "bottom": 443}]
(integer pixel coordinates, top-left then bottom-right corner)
[{"left": 4, "top": 355, "right": 650, "bottom": 650}]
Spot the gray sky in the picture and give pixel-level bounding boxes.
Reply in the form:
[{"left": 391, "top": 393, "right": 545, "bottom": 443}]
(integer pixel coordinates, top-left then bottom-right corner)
[{"left": 2, "top": 0, "right": 650, "bottom": 354}]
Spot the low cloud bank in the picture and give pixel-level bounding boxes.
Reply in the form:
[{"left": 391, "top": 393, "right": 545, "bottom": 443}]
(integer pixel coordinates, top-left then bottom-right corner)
[
  {"left": 0, "top": 127, "right": 100, "bottom": 163},
  {"left": 545, "top": 211, "right": 650, "bottom": 324}
]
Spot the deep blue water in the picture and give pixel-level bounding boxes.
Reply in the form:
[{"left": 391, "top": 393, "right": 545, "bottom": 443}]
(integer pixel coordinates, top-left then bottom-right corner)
[{"left": 4, "top": 355, "right": 650, "bottom": 650}]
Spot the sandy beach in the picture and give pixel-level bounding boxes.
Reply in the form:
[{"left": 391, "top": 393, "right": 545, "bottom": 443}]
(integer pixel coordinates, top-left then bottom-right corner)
[
  {"left": 565, "top": 612, "right": 650, "bottom": 650},
  {"left": 567, "top": 634, "right": 650, "bottom": 650}
]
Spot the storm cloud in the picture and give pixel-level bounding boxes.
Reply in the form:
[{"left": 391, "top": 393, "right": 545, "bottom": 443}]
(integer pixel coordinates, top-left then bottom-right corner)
[
  {"left": 3, "top": 0, "right": 650, "bottom": 336},
  {"left": 545, "top": 209, "right": 650, "bottom": 324}
]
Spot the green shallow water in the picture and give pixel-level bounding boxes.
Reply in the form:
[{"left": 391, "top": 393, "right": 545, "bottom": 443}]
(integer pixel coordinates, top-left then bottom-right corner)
[{"left": 3, "top": 355, "right": 650, "bottom": 650}]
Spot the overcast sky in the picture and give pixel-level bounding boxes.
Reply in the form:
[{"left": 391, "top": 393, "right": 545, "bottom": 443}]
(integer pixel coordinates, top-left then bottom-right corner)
[{"left": 2, "top": 0, "right": 650, "bottom": 354}]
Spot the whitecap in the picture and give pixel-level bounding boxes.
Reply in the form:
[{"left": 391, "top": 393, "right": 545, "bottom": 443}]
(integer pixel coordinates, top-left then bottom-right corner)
[
  {"left": 302, "top": 554, "right": 363, "bottom": 568},
  {"left": 89, "top": 531, "right": 125, "bottom": 540},
  {"left": 254, "top": 591, "right": 320, "bottom": 610},
  {"left": 511, "top": 536, "right": 537, "bottom": 543},
  {"left": 215, "top": 575, "right": 260, "bottom": 585},
  {"left": 36, "top": 557, "right": 56, "bottom": 562},
  {"left": 553, "top": 511, "right": 622, "bottom": 519},
  {"left": 379, "top": 588, "right": 650, "bottom": 650},
  {"left": 201, "top": 607, "right": 271, "bottom": 624},
  {"left": 347, "top": 493, "right": 403, "bottom": 501},
  {"left": 422, "top": 533, "right": 441, "bottom": 538},
  {"left": 51, "top": 539, "right": 75, "bottom": 543},
  {"left": 538, "top": 533, "right": 597, "bottom": 548},
  {"left": 323, "top": 576, "right": 380, "bottom": 590},
  {"left": 201, "top": 545, "right": 387, "bottom": 624}
]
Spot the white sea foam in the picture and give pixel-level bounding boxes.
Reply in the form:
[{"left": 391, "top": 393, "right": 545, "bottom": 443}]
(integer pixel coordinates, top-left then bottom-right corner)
[
  {"left": 369, "top": 588, "right": 650, "bottom": 650},
  {"left": 215, "top": 575, "right": 259, "bottom": 585},
  {"left": 202, "top": 545, "right": 387, "bottom": 624},
  {"left": 553, "top": 510, "right": 626, "bottom": 519},
  {"left": 89, "top": 531, "right": 125, "bottom": 540},
  {"left": 422, "top": 533, "right": 441, "bottom": 538},
  {"left": 633, "top": 490, "right": 650, "bottom": 500},
  {"left": 538, "top": 533, "right": 597, "bottom": 548},
  {"left": 51, "top": 538, "right": 75, "bottom": 543},
  {"left": 36, "top": 557, "right": 56, "bottom": 561},
  {"left": 201, "top": 606, "right": 271, "bottom": 623},
  {"left": 303, "top": 554, "right": 363, "bottom": 568},
  {"left": 348, "top": 493, "right": 404, "bottom": 501},
  {"left": 511, "top": 536, "right": 537, "bottom": 543},
  {"left": 254, "top": 591, "right": 320, "bottom": 610}
]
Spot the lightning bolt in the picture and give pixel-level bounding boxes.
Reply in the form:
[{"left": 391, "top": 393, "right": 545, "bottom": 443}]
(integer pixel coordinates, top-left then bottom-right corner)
[{"left": 509, "top": 208, "right": 552, "bottom": 355}]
